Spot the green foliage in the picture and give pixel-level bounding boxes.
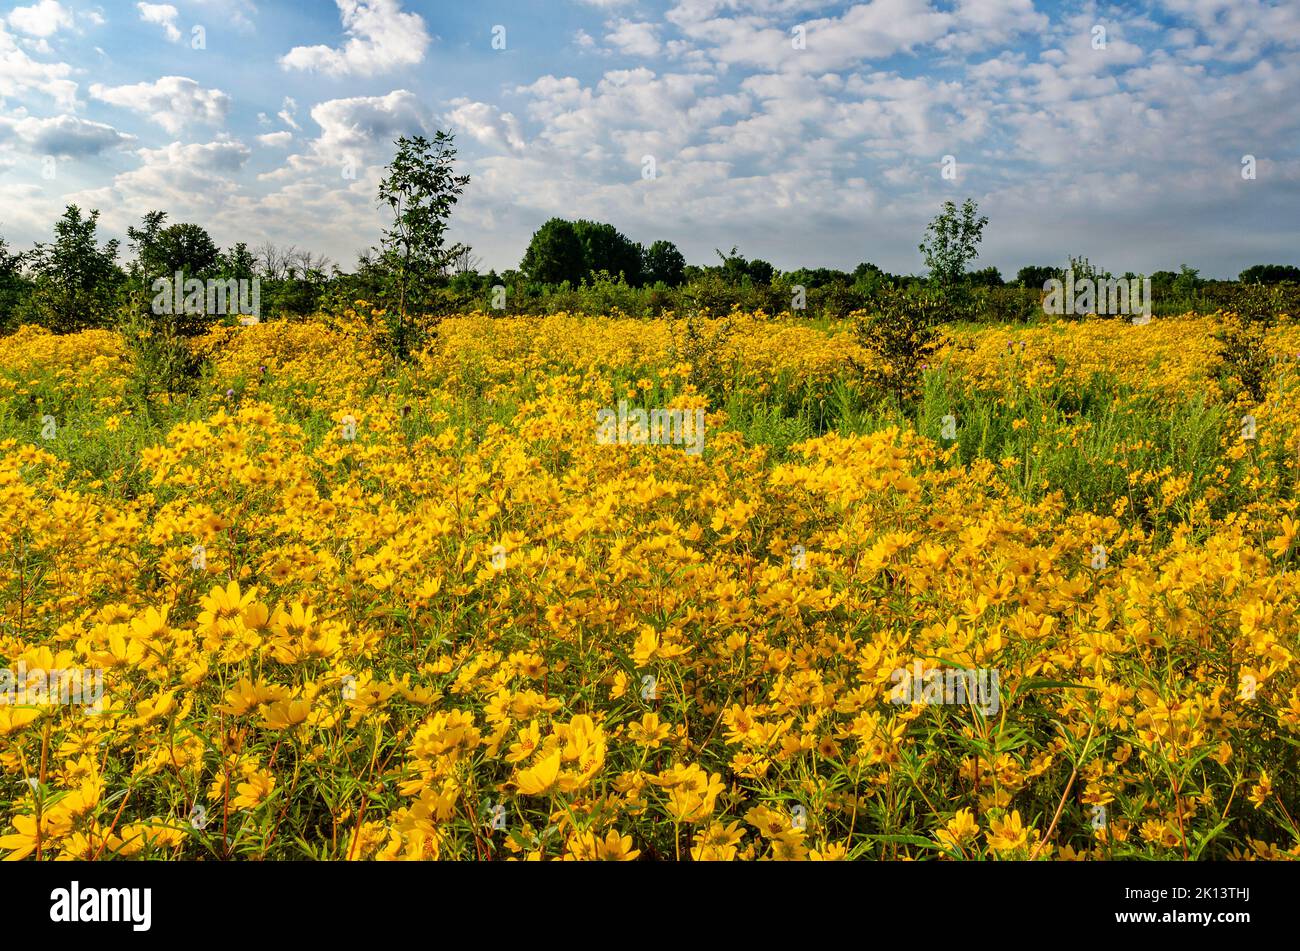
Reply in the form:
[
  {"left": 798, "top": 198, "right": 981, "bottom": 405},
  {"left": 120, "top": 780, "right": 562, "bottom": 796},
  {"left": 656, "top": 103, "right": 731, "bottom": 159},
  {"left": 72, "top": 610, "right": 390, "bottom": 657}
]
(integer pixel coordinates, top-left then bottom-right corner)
[
  {"left": 375, "top": 131, "right": 470, "bottom": 358},
  {"left": 669, "top": 313, "right": 738, "bottom": 401},
  {"left": 714, "top": 247, "right": 773, "bottom": 286},
  {"left": 967, "top": 265, "right": 1004, "bottom": 287},
  {"left": 919, "top": 198, "right": 988, "bottom": 286},
  {"left": 643, "top": 240, "right": 685, "bottom": 286},
  {"left": 1172, "top": 264, "right": 1202, "bottom": 298},
  {"left": 521, "top": 218, "right": 586, "bottom": 286},
  {"left": 1239, "top": 264, "right": 1300, "bottom": 284},
  {"left": 0, "top": 236, "right": 28, "bottom": 334},
  {"left": 24, "top": 205, "right": 123, "bottom": 333},
  {"left": 127, "top": 214, "right": 220, "bottom": 287},
  {"left": 1015, "top": 265, "right": 1059, "bottom": 289},
  {"left": 572, "top": 220, "right": 643, "bottom": 284},
  {"left": 850, "top": 287, "right": 947, "bottom": 407},
  {"left": 119, "top": 293, "right": 206, "bottom": 408},
  {"left": 1214, "top": 284, "right": 1281, "bottom": 402},
  {"left": 218, "top": 242, "right": 257, "bottom": 280}
]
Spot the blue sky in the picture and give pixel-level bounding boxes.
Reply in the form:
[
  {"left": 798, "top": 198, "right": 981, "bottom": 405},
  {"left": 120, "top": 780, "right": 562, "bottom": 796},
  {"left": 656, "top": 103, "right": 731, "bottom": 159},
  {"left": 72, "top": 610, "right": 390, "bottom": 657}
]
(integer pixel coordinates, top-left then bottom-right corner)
[{"left": 1, "top": 0, "right": 1297, "bottom": 278}]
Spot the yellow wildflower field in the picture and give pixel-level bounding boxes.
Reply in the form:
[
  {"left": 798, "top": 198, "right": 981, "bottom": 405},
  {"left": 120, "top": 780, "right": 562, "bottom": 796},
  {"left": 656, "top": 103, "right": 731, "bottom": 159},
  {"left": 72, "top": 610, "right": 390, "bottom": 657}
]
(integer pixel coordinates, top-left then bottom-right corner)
[{"left": 2, "top": 311, "right": 1299, "bottom": 861}]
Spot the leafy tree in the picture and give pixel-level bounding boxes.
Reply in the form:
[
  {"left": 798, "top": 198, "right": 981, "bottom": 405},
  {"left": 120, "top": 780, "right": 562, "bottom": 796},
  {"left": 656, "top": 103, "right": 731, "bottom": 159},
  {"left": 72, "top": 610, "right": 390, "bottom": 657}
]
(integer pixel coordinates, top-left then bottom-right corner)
[
  {"left": 218, "top": 242, "right": 257, "bottom": 281},
  {"left": 521, "top": 218, "right": 586, "bottom": 285},
  {"left": 1149, "top": 270, "right": 1179, "bottom": 297},
  {"left": 0, "top": 234, "right": 30, "bottom": 333},
  {"left": 853, "top": 262, "right": 887, "bottom": 283},
  {"left": 26, "top": 205, "right": 122, "bottom": 333},
  {"left": 786, "top": 267, "right": 849, "bottom": 289},
  {"left": 714, "top": 247, "right": 772, "bottom": 286},
  {"left": 376, "top": 131, "right": 470, "bottom": 357},
  {"left": 919, "top": 198, "right": 988, "bottom": 286},
  {"left": 1239, "top": 264, "right": 1300, "bottom": 284},
  {"left": 1172, "top": 264, "right": 1202, "bottom": 298},
  {"left": 572, "top": 220, "right": 642, "bottom": 284},
  {"left": 968, "top": 265, "right": 1004, "bottom": 287},
  {"left": 746, "top": 258, "right": 775, "bottom": 286},
  {"left": 643, "top": 240, "right": 686, "bottom": 286},
  {"left": 1015, "top": 265, "right": 1058, "bottom": 289},
  {"left": 132, "top": 219, "right": 220, "bottom": 283},
  {"left": 850, "top": 287, "right": 945, "bottom": 407},
  {"left": 1215, "top": 284, "right": 1281, "bottom": 402}
]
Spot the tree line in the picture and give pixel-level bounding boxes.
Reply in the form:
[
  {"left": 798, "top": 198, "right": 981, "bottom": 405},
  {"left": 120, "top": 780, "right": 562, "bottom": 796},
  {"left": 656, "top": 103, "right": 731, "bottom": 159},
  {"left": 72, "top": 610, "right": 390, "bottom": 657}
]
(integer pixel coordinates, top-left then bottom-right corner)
[{"left": 2, "top": 130, "right": 1298, "bottom": 341}]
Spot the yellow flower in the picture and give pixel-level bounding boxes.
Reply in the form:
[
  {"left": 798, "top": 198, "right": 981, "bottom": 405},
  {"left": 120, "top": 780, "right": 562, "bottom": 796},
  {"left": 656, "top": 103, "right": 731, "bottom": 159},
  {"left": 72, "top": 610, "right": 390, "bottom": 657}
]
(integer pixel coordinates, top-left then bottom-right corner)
[
  {"left": 233, "top": 770, "right": 275, "bottom": 810},
  {"left": 515, "top": 749, "right": 562, "bottom": 796},
  {"left": 936, "top": 808, "right": 979, "bottom": 850},
  {"left": 627, "top": 712, "right": 671, "bottom": 748},
  {"left": 985, "top": 811, "right": 1030, "bottom": 853}
]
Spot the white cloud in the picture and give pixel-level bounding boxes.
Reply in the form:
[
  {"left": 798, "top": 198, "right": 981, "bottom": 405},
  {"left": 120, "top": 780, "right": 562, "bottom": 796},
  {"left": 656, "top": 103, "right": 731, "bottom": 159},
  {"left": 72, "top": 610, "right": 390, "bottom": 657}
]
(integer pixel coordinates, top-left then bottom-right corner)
[
  {"left": 605, "top": 19, "right": 661, "bottom": 57},
  {"left": 281, "top": 0, "right": 429, "bottom": 77},
  {"left": 136, "top": 2, "right": 180, "bottom": 42},
  {"left": 257, "top": 131, "right": 293, "bottom": 147},
  {"left": 278, "top": 96, "right": 301, "bottom": 131},
  {"left": 667, "top": 0, "right": 954, "bottom": 72},
  {"left": 7, "top": 0, "right": 74, "bottom": 38},
  {"left": 258, "top": 88, "right": 431, "bottom": 185},
  {"left": 89, "top": 76, "right": 230, "bottom": 134},
  {"left": 310, "top": 88, "right": 430, "bottom": 156},
  {"left": 0, "top": 21, "right": 76, "bottom": 108},
  {"left": 1, "top": 113, "right": 135, "bottom": 156},
  {"left": 445, "top": 99, "right": 525, "bottom": 153},
  {"left": 71, "top": 137, "right": 253, "bottom": 233}
]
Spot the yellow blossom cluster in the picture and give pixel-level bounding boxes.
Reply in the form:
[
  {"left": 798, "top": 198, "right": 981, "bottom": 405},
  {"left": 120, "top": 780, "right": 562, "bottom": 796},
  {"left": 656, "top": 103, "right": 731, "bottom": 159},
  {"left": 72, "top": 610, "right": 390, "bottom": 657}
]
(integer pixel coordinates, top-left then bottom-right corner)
[{"left": 1, "top": 311, "right": 1298, "bottom": 861}]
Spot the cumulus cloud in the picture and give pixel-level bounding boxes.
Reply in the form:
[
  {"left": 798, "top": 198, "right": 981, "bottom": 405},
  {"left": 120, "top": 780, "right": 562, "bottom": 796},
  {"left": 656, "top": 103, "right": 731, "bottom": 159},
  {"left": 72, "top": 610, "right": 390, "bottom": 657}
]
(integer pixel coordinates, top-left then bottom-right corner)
[
  {"left": 89, "top": 76, "right": 230, "bottom": 134},
  {"left": 7, "top": 0, "right": 74, "bottom": 38},
  {"left": 445, "top": 99, "right": 526, "bottom": 153},
  {"left": 257, "top": 88, "right": 432, "bottom": 187},
  {"left": 281, "top": 0, "right": 429, "bottom": 77},
  {"left": 278, "top": 97, "right": 301, "bottom": 131},
  {"left": 0, "top": 21, "right": 76, "bottom": 108},
  {"left": 1, "top": 113, "right": 135, "bottom": 156},
  {"left": 136, "top": 2, "right": 180, "bottom": 42},
  {"left": 605, "top": 19, "right": 661, "bottom": 57},
  {"left": 71, "top": 137, "right": 253, "bottom": 232}
]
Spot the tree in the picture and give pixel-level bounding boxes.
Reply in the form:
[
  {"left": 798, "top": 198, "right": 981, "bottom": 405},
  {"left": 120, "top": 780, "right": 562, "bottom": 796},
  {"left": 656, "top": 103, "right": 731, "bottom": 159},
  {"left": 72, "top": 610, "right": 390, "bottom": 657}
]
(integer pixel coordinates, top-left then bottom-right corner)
[
  {"left": 376, "top": 131, "right": 470, "bottom": 357},
  {"left": 1149, "top": 270, "right": 1179, "bottom": 296},
  {"left": 27, "top": 205, "right": 122, "bottom": 333},
  {"left": 643, "top": 240, "right": 686, "bottom": 286},
  {"left": 255, "top": 241, "right": 295, "bottom": 281},
  {"left": 746, "top": 258, "right": 775, "bottom": 286},
  {"left": 850, "top": 287, "right": 945, "bottom": 407},
  {"left": 572, "top": 220, "right": 642, "bottom": 284},
  {"left": 919, "top": 198, "right": 988, "bottom": 286},
  {"left": 1172, "top": 264, "right": 1201, "bottom": 298},
  {"left": 1239, "top": 264, "right": 1300, "bottom": 284},
  {"left": 218, "top": 242, "right": 257, "bottom": 281},
  {"left": 0, "top": 234, "right": 29, "bottom": 333},
  {"left": 521, "top": 218, "right": 586, "bottom": 285},
  {"left": 713, "top": 246, "right": 772, "bottom": 286},
  {"left": 127, "top": 214, "right": 221, "bottom": 289},
  {"left": 968, "top": 265, "right": 1003, "bottom": 287},
  {"left": 1015, "top": 265, "right": 1058, "bottom": 289}
]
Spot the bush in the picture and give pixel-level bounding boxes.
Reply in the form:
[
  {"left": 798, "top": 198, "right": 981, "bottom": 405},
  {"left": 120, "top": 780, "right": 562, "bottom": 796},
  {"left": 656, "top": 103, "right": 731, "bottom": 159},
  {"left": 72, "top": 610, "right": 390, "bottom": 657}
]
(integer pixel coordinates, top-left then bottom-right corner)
[{"left": 850, "top": 287, "right": 947, "bottom": 407}]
